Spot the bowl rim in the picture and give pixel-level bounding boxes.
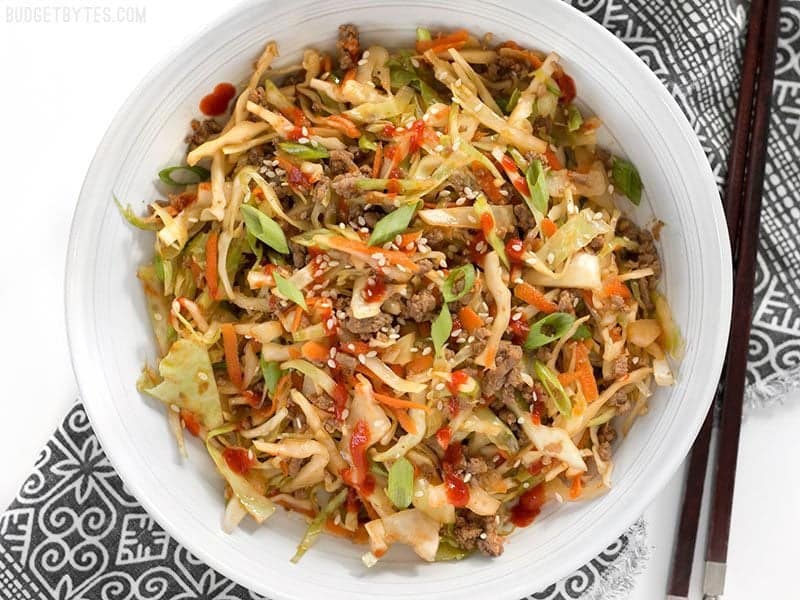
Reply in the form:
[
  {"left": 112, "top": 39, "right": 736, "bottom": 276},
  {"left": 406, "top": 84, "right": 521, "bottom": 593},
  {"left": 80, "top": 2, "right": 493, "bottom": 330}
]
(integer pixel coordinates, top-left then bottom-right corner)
[{"left": 65, "top": 0, "right": 732, "bottom": 597}]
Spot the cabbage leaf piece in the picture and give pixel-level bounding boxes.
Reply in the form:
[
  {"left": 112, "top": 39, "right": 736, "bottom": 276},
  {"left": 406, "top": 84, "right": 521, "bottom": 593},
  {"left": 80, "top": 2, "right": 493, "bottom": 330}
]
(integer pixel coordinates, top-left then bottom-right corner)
[{"left": 141, "top": 339, "right": 223, "bottom": 430}]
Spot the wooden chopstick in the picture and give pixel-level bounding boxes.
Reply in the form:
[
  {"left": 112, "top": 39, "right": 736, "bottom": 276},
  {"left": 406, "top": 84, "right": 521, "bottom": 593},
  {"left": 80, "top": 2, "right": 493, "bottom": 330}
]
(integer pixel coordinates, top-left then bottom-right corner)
[
  {"left": 703, "top": 0, "right": 781, "bottom": 598},
  {"left": 666, "top": 406, "right": 714, "bottom": 600},
  {"left": 666, "top": 0, "right": 781, "bottom": 598},
  {"left": 702, "top": 0, "right": 781, "bottom": 596}
]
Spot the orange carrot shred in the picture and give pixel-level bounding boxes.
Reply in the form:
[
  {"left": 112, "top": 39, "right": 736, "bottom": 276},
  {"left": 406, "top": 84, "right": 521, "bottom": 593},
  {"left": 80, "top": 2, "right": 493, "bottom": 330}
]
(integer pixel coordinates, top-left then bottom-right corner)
[
  {"left": 514, "top": 282, "right": 558, "bottom": 314},
  {"left": 301, "top": 341, "right": 330, "bottom": 362},
  {"left": 373, "top": 392, "right": 431, "bottom": 412},
  {"left": 541, "top": 218, "right": 558, "bottom": 238},
  {"left": 221, "top": 323, "right": 243, "bottom": 390},
  {"left": 458, "top": 306, "right": 484, "bottom": 332},
  {"left": 205, "top": 231, "right": 219, "bottom": 300},
  {"left": 574, "top": 342, "right": 599, "bottom": 402},
  {"left": 569, "top": 476, "right": 583, "bottom": 500},
  {"left": 416, "top": 29, "right": 469, "bottom": 53},
  {"left": 405, "top": 354, "right": 434, "bottom": 377},
  {"left": 291, "top": 305, "right": 304, "bottom": 333},
  {"left": 392, "top": 407, "right": 418, "bottom": 434},
  {"left": 372, "top": 142, "right": 383, "bottom": 178},
  {"left": 601, "top": 277, "right": 632, "bottom": 300}
]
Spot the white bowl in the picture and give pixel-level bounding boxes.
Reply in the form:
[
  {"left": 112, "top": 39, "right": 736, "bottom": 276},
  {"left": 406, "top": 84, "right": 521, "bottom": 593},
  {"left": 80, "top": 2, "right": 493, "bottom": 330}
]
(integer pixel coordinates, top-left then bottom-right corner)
[{"left": 65, "top": 1, "right": 732, "bottom": 598}]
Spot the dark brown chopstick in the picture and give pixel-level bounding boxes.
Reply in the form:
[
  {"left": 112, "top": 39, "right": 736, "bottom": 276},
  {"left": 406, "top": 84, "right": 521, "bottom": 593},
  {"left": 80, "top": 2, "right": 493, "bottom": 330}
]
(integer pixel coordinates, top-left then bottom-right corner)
[
  {"left": 666, "top": 0, "right": 781, "bottom": 598},
  {"left": 703, "top": 0, "right": 781, "bottom": 596},
  {"left": 666, "top": 406, "right": 714, "bottom": 600}
]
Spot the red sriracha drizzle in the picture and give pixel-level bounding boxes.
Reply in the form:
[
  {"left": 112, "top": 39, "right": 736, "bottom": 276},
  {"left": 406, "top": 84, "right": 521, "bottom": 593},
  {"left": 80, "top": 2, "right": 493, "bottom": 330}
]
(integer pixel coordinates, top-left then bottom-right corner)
[
  {"left": 448, "top": 370, "right": 469, "bottom": 395},
  {"left": 435, "top": 427, "right": 452, "bottom": 449},
  {"left": 222, "top": 447, "right": 254, "bottom": 475},
  {"left": 509, "top": 316, "right": 530, "bottom": 345},
  {"left": 505, "top": 238, "right": 525, "bottom": 264},
  {"left": 363, "top": 275, "right": 387, "bottom": 303},
  {"left": 510, "top": 483, "right": 546, "bottom": 527},
  {"left": 180, "top": 409, "right": 201, "bottom": 437},
  {"left": 442, "top": 442, "right": 470, "bottom": 507},
  {"left": 199, "top": 83, "right": 236, "bottom": 116},
  {"left": 343, "top": 419, "right": 370, "bottom": 489},
  {"left": 554, "top": 71, "right": 576, "bottom": 104},
  {"left": 332, "top": 382, "right": 349, "bottom": 421}
]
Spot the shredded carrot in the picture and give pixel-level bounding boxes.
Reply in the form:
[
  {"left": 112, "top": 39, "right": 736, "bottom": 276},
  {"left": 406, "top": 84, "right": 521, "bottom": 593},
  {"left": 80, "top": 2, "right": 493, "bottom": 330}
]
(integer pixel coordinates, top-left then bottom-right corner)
[
  {"left": 374, "top": 392, "right": 431, "bottom": 412},
  {"left": 221, "top": 323, "right": 243, "bottom": 390},
  {"left": 582, "top": 290, "right": 596, "bottom": 309},
  {"left": 323, "top": 114, "right": 360, "bottom": 138},
  {"left": 458, "top": 306, "right": 484, "bottom": 332},
  {"left": 569, "top": 475, "right": 583, "bottom": 500},
  {"left": 541, "top": 218, "right": 558, "bottom": 238},
  {"left": 416, "top": 29, "right": 469, "bottom": 53},
  {"left": 574, "top": 342, "right": 599, "bottom": 402},
  {"left": 558, "top": 372, "right": 576, "bottom": 386},
  {"left": 514, "top": 282, "right": 558, "bottom": 314},
  {"left": 290, "top": 305, "right": 304, "bottom": 333},
  {"left": 287, "top": 345, "right": 302, "bottom": 359},
  {"left": 601, "top": 277, "right": 632, "bottom": 300},
  {"left": 324, "top": 235, "right": 419, "bottom": 271},
  {"left": 406, "top": 354, "right": 434, "bottom": 376},
  {"left": 205, "top": 231, "right": 219, "bottom": 300},
  {"left": 397, "top": 230, "right": 422, "bottom": 251},
  {"left": 342, "top": 67, "right": 357, "bottom": 84},
  {"left": 301, "top": 341, "right": 330, "bottom": 362},
  {"left": 544, "top": 148, "right": 563, "bottom": 170},
  {"left": 392, "top": 407, "right": 418, "bottom": 434},
  {"left": 198, "top": 181, "right": 212, "bottom": 192},
  {"left": 372, "top": 142, "right": 383, "bottom": 178}
]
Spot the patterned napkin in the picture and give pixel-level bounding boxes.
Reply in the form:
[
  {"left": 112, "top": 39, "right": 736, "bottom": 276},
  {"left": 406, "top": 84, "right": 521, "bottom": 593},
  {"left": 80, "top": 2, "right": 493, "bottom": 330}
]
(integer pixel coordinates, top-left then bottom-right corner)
[{"left": 3, "top": 0, "right": 799, "bottom": 598}]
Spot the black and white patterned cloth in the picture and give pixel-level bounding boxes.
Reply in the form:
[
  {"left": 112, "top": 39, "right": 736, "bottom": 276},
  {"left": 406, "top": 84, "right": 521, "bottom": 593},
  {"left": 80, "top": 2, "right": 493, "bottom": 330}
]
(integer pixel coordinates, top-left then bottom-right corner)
[{"left": 2, "top": 1, "right": 799, "bottom": 598}]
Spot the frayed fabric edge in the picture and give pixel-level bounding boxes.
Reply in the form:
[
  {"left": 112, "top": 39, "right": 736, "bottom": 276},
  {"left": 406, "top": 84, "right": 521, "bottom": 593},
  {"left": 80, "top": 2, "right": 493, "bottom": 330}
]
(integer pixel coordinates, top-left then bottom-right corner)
[
  {"left": 584, "top": 518, "right": 650, "bottom": 600},
  {"left": 745, "top": 364, "right": 800, "bottom": 412}
]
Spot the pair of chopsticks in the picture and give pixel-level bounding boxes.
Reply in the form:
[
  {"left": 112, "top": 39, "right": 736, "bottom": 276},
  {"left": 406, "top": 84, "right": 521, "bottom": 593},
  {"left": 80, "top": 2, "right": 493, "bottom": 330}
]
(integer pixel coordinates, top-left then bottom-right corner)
[{"left": 665, "top": 0, "right": 781, "bottom": 599}]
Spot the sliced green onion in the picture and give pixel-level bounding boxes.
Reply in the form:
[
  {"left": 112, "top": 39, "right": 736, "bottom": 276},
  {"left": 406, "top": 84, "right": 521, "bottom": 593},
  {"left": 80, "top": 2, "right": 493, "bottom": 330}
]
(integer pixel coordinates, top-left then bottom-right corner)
[
  {"left": 273, "top": 272, "right": 308, "bottom": 312},
  {"left": 260, "top": 358, "right": 282, "bottom": 396},
  {"left": 431, "top": 304, "right": 452, "bottom": 358},
  {"left": 611, "top": 157, "right": 643, "bottom": 206},
  {"left": 278, "top": 141, "right": 330, "bottom": 160},
  {"left": 368, "top": 201, "right": 420, "bottom": 246},
  {"left": 158, "top": 165, "right": 210, "bottom": 186},
  {"left": 291, "top": 488, "right": 348, "bottom": 563},
  {"left": 533, "top": 360, "right": 572, "bottom": 417},
  {"left": 358, "top": 134, "right": 377, "bottom": 152},
  {"left": 524, "top": 312, "right": 576, "bottom": 350},
  {"left": 546, "top": 80, "right": 561, "bottom": 96},
  {"left": 240, "top": 204, "right": 289, "bottom": 254},
  {"left": 245, "top": 230, "right": 263, "bottom": 262},
  {"left": 503, "top": 87, "right": 521, "bottom": 115},
  {"left": 416, "top": 27, "right": 432, "bottom": 41},
  {"left": 508, "top": 147, "right": 528, "bottom": 171},
  {"left": 387, "top": 457, "right": 414, "bottom": 509},
  {"left": 442, "top": 264, "right": 475, "bottom": 303},
  {"left": 572, "top": 323, "right": 592, "bottom": 340},
  {"left": 567, "top": 105, "right": 583, "bottom": 132},
  {"left": 525, "top": 159, "right": 549, "bottom": 215}
]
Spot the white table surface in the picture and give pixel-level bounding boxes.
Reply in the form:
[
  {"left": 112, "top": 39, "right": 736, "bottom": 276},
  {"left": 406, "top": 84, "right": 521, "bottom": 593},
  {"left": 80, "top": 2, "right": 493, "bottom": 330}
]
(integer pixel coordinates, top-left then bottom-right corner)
[{"left": 1, "top": 3, "right": 797, "bottom": 599}]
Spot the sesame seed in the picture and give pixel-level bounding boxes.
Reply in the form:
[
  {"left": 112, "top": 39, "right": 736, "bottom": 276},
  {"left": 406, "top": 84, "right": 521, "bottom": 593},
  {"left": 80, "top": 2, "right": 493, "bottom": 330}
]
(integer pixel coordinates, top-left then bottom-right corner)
[
  {"left": 467, "top": 336, "right": 475, "bottom": 343},
  {"left": 329, "top": 347, "right": 337, "bottom": 357},
  {"left": 170, "top": 404, "right": 181, "bottom": 413},
  {"left": 632, "top": 356, "right": 640, "bottom": 364},
  {"left": 363, "top": 50, "right": 370, "bottom": 59},
  {"left": 468, "top": 215, "right": 478, "bottom": 224},
  {"left": 422, "top": 346, "right": 432, "bottom": 356},
  {"left": 435, "top": 382, "right": 446, "bottom": 391},
  {"left": 523, "top": 482, "right": 530, "bottom": 488},
  {"left": 341, "top": 409, "right": 350, "bottom": 419},
  {"left": 517, "top": 416, "right": 525, "bottom": 424},
  {"left": 411, "top": 58, "right": 420, "bottom": 68},
  {"left": 555, "top": 492, "right": 564, "bottom": 503},
  {"left": 366, "top": 350, "right": 378, "bottom": 358},
  {"left": 464, "top": 473, "right": 472, "bottom": 483},
  {"left": 439, "top": 189, "right": 451, "bottom": 196},
  {"left": 547, "top": 252, "right": 555, "bottom": 264},
  {"left": 153, "top": 313, "right": 163, "bottom": 321},
  {"left": 415, "top": 490, "right": 424, "bottom": 497},
  {"left": 327, "top": 359, "right": 337, "bottom": 368},
  {"left": 479, "top": 532, "right": 487, "bottom": 539},
  {"left": 301, "top": 126, "right": 309, "bottom": 136},
  {"left": 358, "top": 354, "right": 367, "bottom": 364},
  {"left": 434, "top": 144, "right": 444, "bottom": 152},
  {"left": 511, "top": 312, "right": 522, "bottom": 321},
  {"left": 357, "top": 58, "right": 368, "bottom": 66},
  {"left": 607, "top": 184, "right": 615, "bottom": 194},
  {"left": 248, "top": 449, "right": 255, "bottom": 461},
  {"left": 464, "top": 186, "right": 473, "bottom": 196},
  {"left": 456, "top": 196, "right": 467, "bottom": 206},
  {"left": 297, "top": 136, "right": 310, "bottom": 144},
  {"left": 339, "top": 222, "right": 346, "bottom": 229},
  {"left": 197, "top": 371, "right": 209, "bottom": 381},
  {"left": 451, "top": 328, "right": 463, "bottom": 337}
]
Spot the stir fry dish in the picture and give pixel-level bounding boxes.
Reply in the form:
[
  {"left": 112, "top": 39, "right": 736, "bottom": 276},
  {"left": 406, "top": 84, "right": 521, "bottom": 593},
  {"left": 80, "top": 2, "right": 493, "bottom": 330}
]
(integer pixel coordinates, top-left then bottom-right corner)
[{"left": 122, "top": 25, "right": 681, "bottom": 565}]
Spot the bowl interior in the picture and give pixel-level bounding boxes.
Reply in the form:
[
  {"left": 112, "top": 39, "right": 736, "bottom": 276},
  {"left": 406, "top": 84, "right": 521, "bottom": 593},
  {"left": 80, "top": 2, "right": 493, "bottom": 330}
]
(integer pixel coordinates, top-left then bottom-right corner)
[{"left": 66, "top": 1, "right": 731, "bottom": 598}]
